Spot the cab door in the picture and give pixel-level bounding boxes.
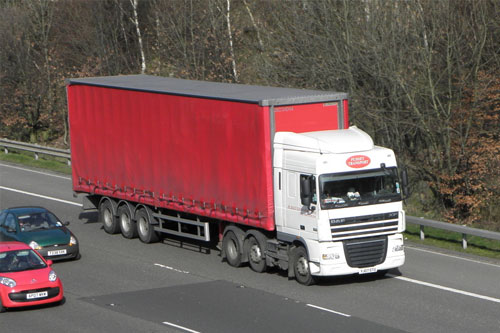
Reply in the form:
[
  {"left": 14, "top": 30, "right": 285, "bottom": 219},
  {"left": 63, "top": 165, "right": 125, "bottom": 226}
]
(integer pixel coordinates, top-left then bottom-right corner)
[{"left": 282, "top": 170, "right": 318, "bottom": 240}]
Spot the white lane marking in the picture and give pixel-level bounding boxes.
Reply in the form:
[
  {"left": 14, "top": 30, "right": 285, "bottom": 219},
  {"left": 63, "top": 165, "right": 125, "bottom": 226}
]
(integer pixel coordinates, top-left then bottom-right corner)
[
  {"left": 154, "top": 263, "right": 190, "bottom": 274},
  {"left": 162, "top": 321, "right": 201, "bottom": 333},
  {"left": 406, "top": 245, "right": 500, "bottom": 269},
  {"left": 306, "top": 304, "right": 351, "bottom": 317},
  {"left": 387, "top": 274, "right": 500, "bottom": 304},
  {"left": 0, "top": 186, "right": 82, "bottom": 207},
  {"left": 0, "top": 163, "right": 71, "bottom": 180}
]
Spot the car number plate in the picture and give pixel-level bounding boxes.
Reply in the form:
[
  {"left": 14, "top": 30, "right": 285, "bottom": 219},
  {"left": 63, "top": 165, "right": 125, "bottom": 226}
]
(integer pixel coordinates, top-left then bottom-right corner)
[
  {"left": 27, "top": 291, "right": 48, "bottom": 299},
  {"left": 359, "top": 267, "right": 377, "bottom": 274},
  {"left": 48, "top": 249, "right": 67, "bottom": 256}
]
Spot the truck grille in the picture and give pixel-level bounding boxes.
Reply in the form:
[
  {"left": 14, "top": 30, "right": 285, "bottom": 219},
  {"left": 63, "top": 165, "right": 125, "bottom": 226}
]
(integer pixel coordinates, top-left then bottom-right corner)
[
  {"left": 344, "top": 236, "right": 387, "bottom": 268},
  {"left": 330, "top": 212, "right": 399, "bottom": 241}
]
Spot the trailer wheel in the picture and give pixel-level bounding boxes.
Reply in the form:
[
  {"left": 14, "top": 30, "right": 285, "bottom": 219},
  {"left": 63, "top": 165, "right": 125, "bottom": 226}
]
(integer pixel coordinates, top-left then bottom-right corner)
[
  {"left": 292, "top": 246, "right": 316, "bottom": 286},
  {"left": 100, "top": 200, "right": 120, "bottom": 234},
  {"left": 223, "top": 231, "right": 242, "bottom": 267},
  {"left": 136, "top": 208, "right": 159, "bottom": 243},
  {"left": 118, "top": 205, "right": 137, "bottom": 239},
  {"left": 248, "top": 236, "right": 267, "bottom": 273}
]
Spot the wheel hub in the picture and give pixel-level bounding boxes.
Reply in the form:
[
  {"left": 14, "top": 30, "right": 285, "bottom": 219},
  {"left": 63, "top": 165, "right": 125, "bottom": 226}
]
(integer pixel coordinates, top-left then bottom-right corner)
[
  {"left": 296, "top": 257, "right": 309, "bottom": 276},
  {"left": 250, "top": 244, "right": 262, "bottom": 262},
  {"left": 121, "top": 214, "right": 130, "bottom": 232}
]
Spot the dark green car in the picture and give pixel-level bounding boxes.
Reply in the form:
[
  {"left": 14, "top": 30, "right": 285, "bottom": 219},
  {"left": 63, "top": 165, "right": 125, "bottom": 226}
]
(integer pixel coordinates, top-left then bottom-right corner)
[{"left": 0, "top": 207, "right": 80, "bottom": 261}]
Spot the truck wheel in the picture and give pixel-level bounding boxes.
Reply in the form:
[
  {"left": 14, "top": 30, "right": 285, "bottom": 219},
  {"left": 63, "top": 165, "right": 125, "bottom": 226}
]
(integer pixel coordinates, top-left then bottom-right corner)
[
  {"left": 248, "top": 236, "right": 267, "bottom": 273},
  {"left": 136, "top": 208, "right": 159, "bottom": 243},
  {"left": 293, "top": 246, "right": 316, "bottom": 286},
  {"left": 223, "top": 231, "right": 242, "bottom": 267},
  {"left": 118, "top": 205, "right": 137, "bottom": 239},
  {"left": 100, "top": 200, "right": 120, "bottom": 234}
]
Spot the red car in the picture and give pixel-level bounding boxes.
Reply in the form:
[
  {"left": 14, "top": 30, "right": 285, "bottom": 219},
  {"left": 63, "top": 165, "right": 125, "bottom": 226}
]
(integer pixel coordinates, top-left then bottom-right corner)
[{"left": 0, "top": 241, "right": 64, "bottom": 312}]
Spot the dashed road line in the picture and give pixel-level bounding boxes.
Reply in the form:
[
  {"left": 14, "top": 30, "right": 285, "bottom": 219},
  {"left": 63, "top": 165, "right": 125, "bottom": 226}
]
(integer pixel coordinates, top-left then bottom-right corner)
[
  {"left": 306, "top": 304, "right": 351, "bottom": 317},
  {"left": 163, "top": 321, "right": 201, "bottom": 333},
  {"left": 0, "top": 186, "right": 82, "bottom": 207}
]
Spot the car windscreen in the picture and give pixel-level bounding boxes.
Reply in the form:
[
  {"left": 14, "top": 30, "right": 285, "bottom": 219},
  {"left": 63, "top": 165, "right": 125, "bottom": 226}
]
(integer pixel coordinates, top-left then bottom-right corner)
[
  {"left": 17, "top": 211, "right": 63, "bottom": 232},
  {"left": 319, "top": 167, "right": 402, "bottom": 209},
  {"left": 0, "top": 249, "right": 47, "bottom": 273}
]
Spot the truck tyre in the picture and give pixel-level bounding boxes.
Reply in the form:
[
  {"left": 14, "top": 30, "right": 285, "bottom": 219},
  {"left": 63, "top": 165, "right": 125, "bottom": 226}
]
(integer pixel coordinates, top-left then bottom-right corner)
[
  {"left": 136, "top": 208, "right": 159, "bottom": 243},
  {"left": 118, "top": 204, "right": 137, "bottom": 239},
  {"left": 248, "top": 236, "right": 267, "bottom": 273},
  {"left": 293, "top": 246, "right": 316, "bottom": 286},
  {"left": 223, "top": 231, "right": 242, "bottom": 267},
  {"left": 100, "top": 199, "right": 120, "bottom": 234}
]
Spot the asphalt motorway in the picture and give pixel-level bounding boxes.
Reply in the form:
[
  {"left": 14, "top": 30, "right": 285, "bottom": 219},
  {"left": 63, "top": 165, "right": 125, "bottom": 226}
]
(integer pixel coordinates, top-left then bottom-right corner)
[{"left": 1, "top": 162, "right": 500, "bottom": 333}]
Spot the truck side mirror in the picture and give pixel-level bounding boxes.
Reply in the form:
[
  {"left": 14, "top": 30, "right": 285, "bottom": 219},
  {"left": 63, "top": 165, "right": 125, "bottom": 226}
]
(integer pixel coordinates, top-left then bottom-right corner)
[
  {"left": 400, "top": 168, "right": 409, "bottom": 198},
  {"left": 300, "top": 175, "right": 313, "bottom": 207}
]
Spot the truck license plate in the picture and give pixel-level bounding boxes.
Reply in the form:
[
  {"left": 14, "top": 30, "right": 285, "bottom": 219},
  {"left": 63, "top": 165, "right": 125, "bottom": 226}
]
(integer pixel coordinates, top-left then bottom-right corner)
[
  {"left": 359, "top": 267, "right": 377, "bottom": 274},
  {"left": 48, "top": 249, "right": 67, "bottom": 256},
  {"left": 27, "top": 291, "right": 48, "bottom": 299}
]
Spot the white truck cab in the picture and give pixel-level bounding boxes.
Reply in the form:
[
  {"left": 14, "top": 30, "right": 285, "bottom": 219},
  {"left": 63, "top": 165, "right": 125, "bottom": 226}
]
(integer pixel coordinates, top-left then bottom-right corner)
[{"left": 273, "top": 126, "right": 406, "bottom": 278}]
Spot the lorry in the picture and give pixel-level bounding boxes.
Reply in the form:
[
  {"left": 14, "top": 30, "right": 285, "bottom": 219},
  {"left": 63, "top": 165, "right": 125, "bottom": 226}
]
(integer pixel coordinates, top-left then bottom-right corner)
[{"left": 66, "top": 75, "right": 407, "bottom": 285}]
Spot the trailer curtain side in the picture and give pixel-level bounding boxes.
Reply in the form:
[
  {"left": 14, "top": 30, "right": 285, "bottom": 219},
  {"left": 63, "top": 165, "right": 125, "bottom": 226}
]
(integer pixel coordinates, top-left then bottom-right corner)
[{"left": 68, "top": 85, "right": 275, "bottom": 230}]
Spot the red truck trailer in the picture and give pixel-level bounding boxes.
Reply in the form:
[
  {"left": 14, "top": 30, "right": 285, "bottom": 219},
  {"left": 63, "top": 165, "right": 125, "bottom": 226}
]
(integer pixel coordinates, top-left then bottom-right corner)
[{"left": 67, "top": 75, "right": 406, "bottom": 285}]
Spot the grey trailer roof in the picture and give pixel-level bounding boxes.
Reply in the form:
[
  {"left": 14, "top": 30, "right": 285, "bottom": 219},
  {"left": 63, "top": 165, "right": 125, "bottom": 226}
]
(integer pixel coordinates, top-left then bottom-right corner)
[{"left": 67, "top": 75, "right": 348, "bottom": 107}]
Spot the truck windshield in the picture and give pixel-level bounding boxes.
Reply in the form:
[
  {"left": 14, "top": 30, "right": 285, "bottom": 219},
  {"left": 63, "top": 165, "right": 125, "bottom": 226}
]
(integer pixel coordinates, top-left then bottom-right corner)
[{"left": 319, "top": 167, "right": 401, "bottom": 209}]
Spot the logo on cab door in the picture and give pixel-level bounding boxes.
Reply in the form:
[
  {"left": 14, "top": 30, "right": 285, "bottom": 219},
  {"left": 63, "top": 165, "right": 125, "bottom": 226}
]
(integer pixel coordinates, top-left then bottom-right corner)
[{"left": 346, "top": 155, "right": 370, "bottom": 168}]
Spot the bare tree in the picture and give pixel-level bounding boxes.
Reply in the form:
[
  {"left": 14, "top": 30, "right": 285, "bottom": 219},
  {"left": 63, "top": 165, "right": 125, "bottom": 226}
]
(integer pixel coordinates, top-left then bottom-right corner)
[
  {"left": 130, "top": 0, "right": 146, "bottom": 73},
  {"left": 224, "top": 0, "right": 238, "bottom": 82}
]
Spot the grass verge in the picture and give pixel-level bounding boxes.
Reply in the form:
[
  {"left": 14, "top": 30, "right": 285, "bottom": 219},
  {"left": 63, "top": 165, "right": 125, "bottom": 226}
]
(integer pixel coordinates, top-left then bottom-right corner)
[{"left": 0, "top": 150, "right": 71, "bottom": 175}]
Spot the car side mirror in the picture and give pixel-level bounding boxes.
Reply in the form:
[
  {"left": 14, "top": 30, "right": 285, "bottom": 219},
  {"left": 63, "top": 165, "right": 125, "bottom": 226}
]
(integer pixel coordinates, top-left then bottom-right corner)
[
  {"left": 63, "top": 221, "right": 70, "bottom": 226},
  {"left": 46, "top": 259, "right": 53, "bottom": 266},
  {"left": 6, "top": 226, "right": 16, "bottom": 233}
]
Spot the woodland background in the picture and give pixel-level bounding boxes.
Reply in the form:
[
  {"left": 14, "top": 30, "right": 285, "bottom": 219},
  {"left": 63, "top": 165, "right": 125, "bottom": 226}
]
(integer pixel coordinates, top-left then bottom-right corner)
[{"left": 0, "top": 0, "right": 499, "bottom": 229}]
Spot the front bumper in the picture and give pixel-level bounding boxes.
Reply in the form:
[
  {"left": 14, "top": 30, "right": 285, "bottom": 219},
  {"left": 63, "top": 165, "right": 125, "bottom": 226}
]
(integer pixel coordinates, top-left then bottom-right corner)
[
  {"left": 37, "top": 244, "right": 79, "bottom": 261},
  {"left": 308, "top": 233, "right": 405, "bottom": 277},
  {"left": 0, "top": 280, "right": 64, "bottom": 309}
]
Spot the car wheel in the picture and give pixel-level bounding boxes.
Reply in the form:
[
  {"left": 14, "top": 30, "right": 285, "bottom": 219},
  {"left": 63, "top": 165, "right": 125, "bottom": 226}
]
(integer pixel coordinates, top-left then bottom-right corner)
[
  {"left": 293, "top": 246, "right": 316, "bottom": 286},
  {"left": 136, "top": 208, "right": 159, "bottom": 243},
  {"left": 99, "top": 199, "right": 120, "bottom": 234},
  {"left": 0, "top": 298, "right": 5, "bottom": 313},
  {"left": 118, "top": 204, "right": 137, "bottom": 239},
  {"left": 222, "top": 231, "right": 242, "bottom": 267},
  {"left": 247, "top": 236, "right": 267, "bottom": 273}
]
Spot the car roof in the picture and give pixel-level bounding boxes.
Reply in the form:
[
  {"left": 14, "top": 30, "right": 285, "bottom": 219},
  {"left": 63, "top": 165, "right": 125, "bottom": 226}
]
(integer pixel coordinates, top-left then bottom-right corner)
[
  {"left": 0, "top": 241, "right": 31, "bottom": 252},
  {"left": 1, "top": 206, "right": 50, "bottom": 216}
]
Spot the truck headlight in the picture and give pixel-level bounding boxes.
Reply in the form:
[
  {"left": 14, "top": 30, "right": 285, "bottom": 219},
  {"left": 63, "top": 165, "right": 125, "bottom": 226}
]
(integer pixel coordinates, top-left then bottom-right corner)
[
  {"left": 29, "top": 241, "right": 42, "bottom": 250},
  {"left": 322, "top": 253, "right": 340, "bottom": 260},
  {"left": 392, "top": 244, "right": 404, "bottom": 252},
  {"left": 0, "top": 277, "right": 16, "bottom": 288}
]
